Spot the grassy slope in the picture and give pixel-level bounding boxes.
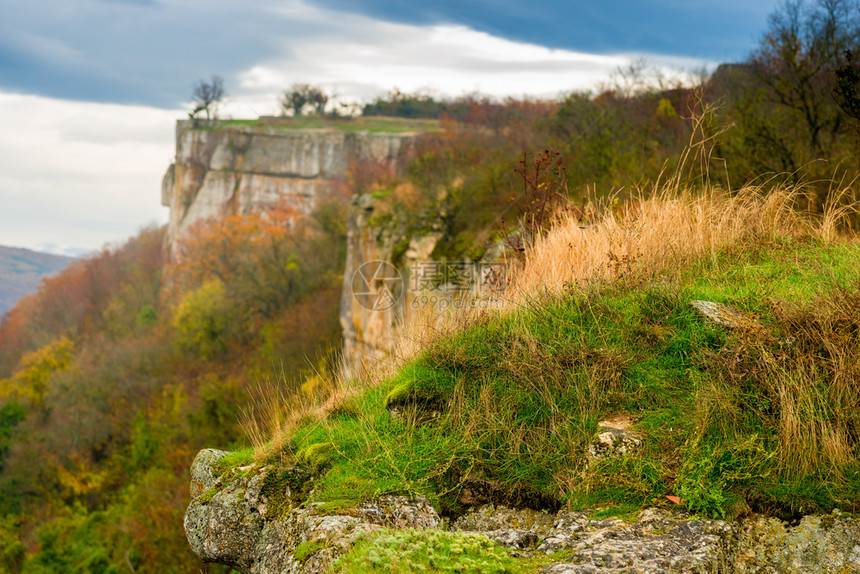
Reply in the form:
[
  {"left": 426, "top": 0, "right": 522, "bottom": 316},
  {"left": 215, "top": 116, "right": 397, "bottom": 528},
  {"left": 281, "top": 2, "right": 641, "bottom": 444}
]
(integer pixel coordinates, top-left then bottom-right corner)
[
  {"left": 0, "top": 246, "right": 73, "bottom": 317},
  {"left": 190, "top": 178, "right": 860, "bottom": 574},
  {"left": 212, "top": 230, "right": 858, "bottom": 573},
  {"left": 240, "top": 234, "right": 859, "bottom": 528},
  {"left": 207, "top": 185, "right": 860, "bottom": 573}
]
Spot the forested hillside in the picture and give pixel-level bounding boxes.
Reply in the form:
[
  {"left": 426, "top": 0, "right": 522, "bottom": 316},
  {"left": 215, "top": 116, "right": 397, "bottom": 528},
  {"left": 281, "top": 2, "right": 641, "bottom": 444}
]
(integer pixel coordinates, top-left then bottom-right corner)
[
  {"left": 1, "top": 1, "right": 860, "bottom": 571},
  {"left": 0, "top": 247, "right": 73, "bottom": 318}
]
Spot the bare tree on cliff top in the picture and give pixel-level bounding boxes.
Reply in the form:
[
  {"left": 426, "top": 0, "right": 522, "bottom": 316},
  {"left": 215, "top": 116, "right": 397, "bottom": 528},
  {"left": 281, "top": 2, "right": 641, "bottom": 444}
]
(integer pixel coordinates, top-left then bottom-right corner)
[{"left": 191, "top": 75, "right": 226, "bottom": 120}]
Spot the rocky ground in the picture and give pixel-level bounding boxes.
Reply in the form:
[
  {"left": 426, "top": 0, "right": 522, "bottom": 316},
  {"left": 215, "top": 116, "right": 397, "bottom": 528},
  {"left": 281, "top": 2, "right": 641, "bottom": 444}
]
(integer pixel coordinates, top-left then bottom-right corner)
[{"left": 184, "top": 448, "right": 860, "bottom": 574}]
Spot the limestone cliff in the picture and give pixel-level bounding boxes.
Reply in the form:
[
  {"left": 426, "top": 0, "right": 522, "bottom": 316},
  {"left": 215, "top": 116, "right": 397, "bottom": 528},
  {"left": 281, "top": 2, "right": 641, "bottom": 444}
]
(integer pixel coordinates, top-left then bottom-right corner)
[
  {"left": 159, "top": 118, "right": 495, "bottom": 376},
  {"left": 161, "top": 119, "right": 415, "bottom": 256}
]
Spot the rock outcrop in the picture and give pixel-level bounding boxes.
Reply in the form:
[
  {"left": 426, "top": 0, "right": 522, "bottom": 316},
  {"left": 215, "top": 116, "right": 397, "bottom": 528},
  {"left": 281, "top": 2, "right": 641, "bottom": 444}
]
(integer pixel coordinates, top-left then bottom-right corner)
[
  {"left": 183, "top": 449, "right": 439, "bottom": 574},
  {"left": 185, "top": 448, "right": 860, "bottom": 574},
  {"left": 161, "top": 120, "right": 416, "bottom": 258},
  {"left": 159, "top": 119, "right": 503, "bottom": 378}
]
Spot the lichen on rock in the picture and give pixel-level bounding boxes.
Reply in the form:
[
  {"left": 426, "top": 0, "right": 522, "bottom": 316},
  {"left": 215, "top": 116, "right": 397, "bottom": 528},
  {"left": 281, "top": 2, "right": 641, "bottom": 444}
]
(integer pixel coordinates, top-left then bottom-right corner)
[
  {"left": 185, "top": 448, "right": 860, "bottom": 573},
  {"left": 184, "top": 448, "right": 441, "bottom": 573}
]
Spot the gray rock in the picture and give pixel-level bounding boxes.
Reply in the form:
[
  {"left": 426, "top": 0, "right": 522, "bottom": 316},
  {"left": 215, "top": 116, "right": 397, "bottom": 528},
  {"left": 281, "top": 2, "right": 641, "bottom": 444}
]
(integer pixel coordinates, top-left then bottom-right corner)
[
  {"left": 184, "top": 449, "right": 440, "bottom": 573},
  {"left": 184, "top": 470, "right": 265, "bottom": 572},
  {"left": 542, "top": 508, "right": 731, "bottom": 573},
  {"left": 251, "top": 510, "right": 377, "bottom": 574},
  {"left": 189, "top": 448, "right": 230, "bottom": 497},
  {"left": 689, "top": 300, "right": 764, "bottom": 333},
  {"left": 728, "top": 511, "right": 860, "bottom": 573},
  {"left": 454, "top": 504, "right": 556, "bottom": 538},
  {"left": 538, "top": 511, "right": 591, "bottom": 553},
  {"left": 587, "top": 426, "right": 643, "bottom": 460},
  {"left": 356, "top": 495, "right": 441, "bottom": 529},
  {"left": 185, "top": 448, "right": 860, "bottom": 574},
  {"left": 482, "top": 529, "right": 540, "bottom": 549}
]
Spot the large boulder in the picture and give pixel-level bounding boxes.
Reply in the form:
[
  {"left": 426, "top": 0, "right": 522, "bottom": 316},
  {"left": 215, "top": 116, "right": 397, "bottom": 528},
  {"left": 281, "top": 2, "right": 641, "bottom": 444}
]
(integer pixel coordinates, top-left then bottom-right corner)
[{"left": 183, "top": 449, "right": 440, "bottom": 573}]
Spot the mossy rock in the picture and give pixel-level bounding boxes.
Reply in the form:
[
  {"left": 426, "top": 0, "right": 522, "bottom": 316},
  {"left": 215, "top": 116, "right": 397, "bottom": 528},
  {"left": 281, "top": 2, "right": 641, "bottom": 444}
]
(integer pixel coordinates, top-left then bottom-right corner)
[
  {"left": 384, "top": 381, "right": 448, "bottom": 423},
  {"left": 294, "top": 538, "right": 329, "bottom": 564},
  {"left": 259, "top": 465, "right": 314, "bottom": 519},
  {"left": 197, "top": 486, "right": 219, "bottom": 505},
  {"left": 296, "top": 442, "right": 336, "bottom": 474},
  {"left": 383, "top": 362, "right": 454, "bottom": 415}
]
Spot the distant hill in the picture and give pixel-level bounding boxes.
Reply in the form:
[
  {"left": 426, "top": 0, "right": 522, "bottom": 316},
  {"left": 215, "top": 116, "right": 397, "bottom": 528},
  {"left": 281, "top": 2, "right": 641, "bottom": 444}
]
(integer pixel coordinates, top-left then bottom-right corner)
[{"left": 0, "top": 245, "right": 75, "bottom": 317}]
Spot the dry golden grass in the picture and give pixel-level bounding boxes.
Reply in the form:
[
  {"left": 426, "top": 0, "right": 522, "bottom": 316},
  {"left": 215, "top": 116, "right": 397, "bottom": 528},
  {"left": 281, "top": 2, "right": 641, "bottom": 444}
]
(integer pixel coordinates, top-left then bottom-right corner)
[
  {"left": 243, "top": 174, "right": 856, "bottom": 459},
  {"left": 511, "top": 183, "right": 852, "bottom": 300}
]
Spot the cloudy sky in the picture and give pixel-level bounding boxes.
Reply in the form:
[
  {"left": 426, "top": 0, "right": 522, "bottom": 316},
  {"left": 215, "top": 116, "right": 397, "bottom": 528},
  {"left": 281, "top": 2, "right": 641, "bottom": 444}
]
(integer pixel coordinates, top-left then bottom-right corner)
[{"left": 0, "top": 0, "right": 782, "bottom": 255}]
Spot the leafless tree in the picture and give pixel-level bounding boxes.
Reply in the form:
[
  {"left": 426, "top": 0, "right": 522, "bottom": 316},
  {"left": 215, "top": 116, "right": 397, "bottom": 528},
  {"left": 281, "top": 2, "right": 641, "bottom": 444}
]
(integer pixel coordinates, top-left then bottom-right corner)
[
  {"left": 750, "top": 0, "right": 860, "bottom": 156},
  {"left": 190, "top": 75, "right": 226, "bottom": 120}
]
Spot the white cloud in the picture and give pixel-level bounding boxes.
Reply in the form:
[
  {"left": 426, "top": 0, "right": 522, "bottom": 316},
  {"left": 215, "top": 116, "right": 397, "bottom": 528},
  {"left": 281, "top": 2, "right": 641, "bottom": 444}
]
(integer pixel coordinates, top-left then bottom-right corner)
[
  {"left": 0, "top": 3, "right": 715, "bottom": 253},
  {"left": 0, "top": 92, "right": 177, "bottom": 251},
  {"left": 229, "top": 7, "right": 714, "bottom": 113}
]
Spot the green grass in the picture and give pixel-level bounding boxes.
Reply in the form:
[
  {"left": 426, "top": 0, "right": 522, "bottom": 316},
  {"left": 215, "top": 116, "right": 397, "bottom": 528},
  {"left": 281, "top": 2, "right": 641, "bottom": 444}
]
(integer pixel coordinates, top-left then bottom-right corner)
[
  {"left": 211, "top": 447, "right": 255, "bottom": 475},
  {"left": 334, "top": 529, "right": 523, "bottom": 574},
  {"left": 210, "top": 116, "right": 440, "bottom": 134},
  {"left": 266, "top": 237, "right": 860, "bottom": 522}
]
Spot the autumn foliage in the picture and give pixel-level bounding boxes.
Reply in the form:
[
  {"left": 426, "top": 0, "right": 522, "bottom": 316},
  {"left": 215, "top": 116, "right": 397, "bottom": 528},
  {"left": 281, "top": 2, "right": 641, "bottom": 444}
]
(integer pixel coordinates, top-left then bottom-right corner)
[
  {"left": 0, "top": 197, "right": 346, "bottom": 572},
  {"left": 0, "top": 3, "right": 859, "bottom": 569}
]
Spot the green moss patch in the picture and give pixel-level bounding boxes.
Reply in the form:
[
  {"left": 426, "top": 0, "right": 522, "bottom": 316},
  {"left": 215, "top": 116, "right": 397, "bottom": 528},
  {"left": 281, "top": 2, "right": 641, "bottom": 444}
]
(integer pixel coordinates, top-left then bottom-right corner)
[
  {"left": 335, "top": 529, "right": 522, "bottom": 574},
  {"left": 296, "top": 442, "right": 335, "bottom": 473},
  {"left": 294, "top": 538, "right": 329, "bottom": 564}
]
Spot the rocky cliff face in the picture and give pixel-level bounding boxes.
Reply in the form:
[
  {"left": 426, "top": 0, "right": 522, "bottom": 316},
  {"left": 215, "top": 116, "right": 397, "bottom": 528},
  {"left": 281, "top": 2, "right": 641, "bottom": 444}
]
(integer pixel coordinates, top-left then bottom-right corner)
[
  {"left": 160, "top": 119, "right": 498, "bottom": 377},
  {"left": 184, "top": 448, "right": 860, "bottom": 574},
  {"left": 161, "top": 120, "right": 415, "bottom": 257},
  {"left": 160, "top": 120, "right": 424, "bottom": 371},
  {"left": 339, "top": 193, "right": 446, "bottom": 377}
]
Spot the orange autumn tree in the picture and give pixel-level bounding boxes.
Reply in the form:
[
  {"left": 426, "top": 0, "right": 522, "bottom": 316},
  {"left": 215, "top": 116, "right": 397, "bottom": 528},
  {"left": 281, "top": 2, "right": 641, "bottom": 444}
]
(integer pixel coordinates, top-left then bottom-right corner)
[{"left": 165, "top": 202, "right": 338, "bottom": 326}]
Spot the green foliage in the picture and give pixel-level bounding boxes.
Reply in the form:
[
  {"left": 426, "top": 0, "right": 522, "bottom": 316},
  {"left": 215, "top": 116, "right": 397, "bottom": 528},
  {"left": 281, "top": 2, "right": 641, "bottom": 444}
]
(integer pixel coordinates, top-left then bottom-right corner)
[
  {"left": 186, "top": 376, "right": 247, "bottom": 446},
  {"left": 23, "top": 510, "right": 123, "bottom": 574},
  {"left": 136, "top": 305, "right": 157, "bottom": 329},
  {"left": 677, "top": 437, "right": 770, "bottom": 518},
  {"left": 0, "top": 515, "right": 25, "bottom": 574},
  {"left": 362, "top": 90, "right": 449, "bottom": 119},
  {"left": 656, "top": 97, "right": 678, "bottom": 119},
  {"left": 172, "top": 279, "right": 231, "bottom": 359},
  {"left": 0, "top": 402, "right": 25, "bottom": 472},
  {"left": 336, "top": 528, "right": 522, "bottom": 574},
  {"left": 586, "top": 456, "right": 667, "bottom": 508}
]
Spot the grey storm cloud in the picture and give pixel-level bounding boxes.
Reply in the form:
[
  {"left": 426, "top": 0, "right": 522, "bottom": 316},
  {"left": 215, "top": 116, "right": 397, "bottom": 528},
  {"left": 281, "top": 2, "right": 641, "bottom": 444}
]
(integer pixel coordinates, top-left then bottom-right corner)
[
  {"left": 0, "top": 0, "right": 782, "bottom": 253},
  {"left": 0, "top": 0, "right": 780, "bottom": 109},
  {"left": 0, "top": 0, "right": 308, "bottom": 106}
]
